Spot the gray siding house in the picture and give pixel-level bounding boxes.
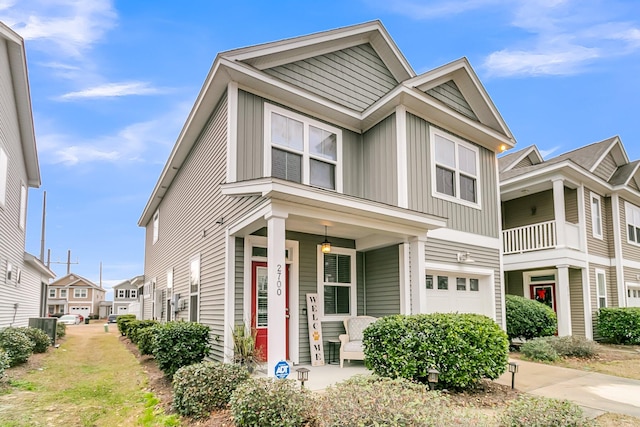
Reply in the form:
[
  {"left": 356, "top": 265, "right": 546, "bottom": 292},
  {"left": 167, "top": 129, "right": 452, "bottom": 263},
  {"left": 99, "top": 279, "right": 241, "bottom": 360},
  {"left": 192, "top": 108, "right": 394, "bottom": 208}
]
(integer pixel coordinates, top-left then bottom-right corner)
[
  {"left": 139, "top": 21, "right": 516, "bottom": 374},
  {"left": 500, "top": 137, "right": 640, "bottom": 338},
  {"left": 0, "top": 22, "right": 55, "bottom": 328},
  {"left": 112, "top": 275, "right": 143, "bottom": 317}
]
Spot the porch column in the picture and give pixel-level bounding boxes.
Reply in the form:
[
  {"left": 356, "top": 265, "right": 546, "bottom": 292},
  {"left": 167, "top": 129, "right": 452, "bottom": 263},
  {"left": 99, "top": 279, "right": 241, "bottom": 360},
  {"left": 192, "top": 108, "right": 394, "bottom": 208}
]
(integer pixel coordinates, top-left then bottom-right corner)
[
  {"left": 556, "top": 264, "right": 572, "bottom": 336},
  {"left": 266, "top": 212, "right": 288, "bottom": 377},
  {"left": 581, "top": 267, "right": 593, "bottom": 339},
  {"left": 409, "top": 236, "right": 427, "bottom": 314},
  {"left": 552, "top": 178, "right": 567, "bottom": 248}
]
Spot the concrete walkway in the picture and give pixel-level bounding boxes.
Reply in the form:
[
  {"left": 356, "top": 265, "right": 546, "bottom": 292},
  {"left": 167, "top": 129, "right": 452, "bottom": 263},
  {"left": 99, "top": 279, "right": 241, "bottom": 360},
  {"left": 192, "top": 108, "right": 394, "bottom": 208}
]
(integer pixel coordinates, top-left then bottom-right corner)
[{"left": 495, "top": 359, "right": 640, "bottom": 418}]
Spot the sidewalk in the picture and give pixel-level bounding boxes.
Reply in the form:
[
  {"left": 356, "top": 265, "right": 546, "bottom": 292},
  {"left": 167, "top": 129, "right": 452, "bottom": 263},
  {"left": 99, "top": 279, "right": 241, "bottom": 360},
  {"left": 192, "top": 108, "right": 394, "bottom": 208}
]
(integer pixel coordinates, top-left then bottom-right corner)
[{"left": 495, "top": 358, "right": 640, "bottom": 418}]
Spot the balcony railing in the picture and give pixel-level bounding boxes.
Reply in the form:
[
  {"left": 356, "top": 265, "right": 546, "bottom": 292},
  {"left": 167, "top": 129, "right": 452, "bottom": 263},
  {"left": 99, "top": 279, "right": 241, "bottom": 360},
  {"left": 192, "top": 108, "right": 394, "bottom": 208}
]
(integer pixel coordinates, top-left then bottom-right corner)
[{"left": 503, "top": 220, "right": 556, "bottom": 254}]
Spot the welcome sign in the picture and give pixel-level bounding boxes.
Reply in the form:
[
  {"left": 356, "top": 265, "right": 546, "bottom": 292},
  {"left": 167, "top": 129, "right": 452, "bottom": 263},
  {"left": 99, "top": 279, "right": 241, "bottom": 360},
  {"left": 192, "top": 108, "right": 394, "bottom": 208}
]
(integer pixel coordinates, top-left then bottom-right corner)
[{"left": 306, "top": 293, "right": 325, "bottom": 366}]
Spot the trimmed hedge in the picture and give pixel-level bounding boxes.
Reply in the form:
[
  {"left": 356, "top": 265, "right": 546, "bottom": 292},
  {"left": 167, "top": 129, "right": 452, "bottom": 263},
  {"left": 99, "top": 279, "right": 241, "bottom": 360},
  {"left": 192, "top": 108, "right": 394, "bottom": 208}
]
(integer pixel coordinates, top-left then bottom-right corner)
[
  {"left": 520, "top": 338, "right": 559, "bottom": 362},
  {"left": 596, "top": 307, "right": 640, "bottom": 344},
  {"left": 19, "top": 327, "right": 52, "bottom": 353},
  {"left": 0, "top": 328, "right": 35, "bottom": 366},
  {"left": 0, "top": 349, "right": 9, "bottom": 378},
  {"left": 363, "top": 313, "right": 509, "bottom": 390},
  {"left": 505, "top": 294, "right": 557, "bottom": 341},
  {"left": 116, "top": 314, "right": 137, "bottom": 337},
  {"left": 173, "top": 361, "right": 250, "bottom": 419},
  {"left": 128, "top": 320, "right": 159, "bottom": 345},
  {"left": 56, "top": 322, "right": 66, "bottom": 339},
  {"left": 136, "top": 325, "right": 160, "bottom": 356},
  {"left": 153, "top": 322, "right": 211, "bottom": 377}
]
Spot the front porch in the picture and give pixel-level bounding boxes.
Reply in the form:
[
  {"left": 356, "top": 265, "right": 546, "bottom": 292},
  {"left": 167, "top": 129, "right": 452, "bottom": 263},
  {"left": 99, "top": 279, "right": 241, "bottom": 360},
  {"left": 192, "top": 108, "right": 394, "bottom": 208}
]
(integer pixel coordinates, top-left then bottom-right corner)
[{"left": 254, "top": 360, "right": 370, "bottom": 391}]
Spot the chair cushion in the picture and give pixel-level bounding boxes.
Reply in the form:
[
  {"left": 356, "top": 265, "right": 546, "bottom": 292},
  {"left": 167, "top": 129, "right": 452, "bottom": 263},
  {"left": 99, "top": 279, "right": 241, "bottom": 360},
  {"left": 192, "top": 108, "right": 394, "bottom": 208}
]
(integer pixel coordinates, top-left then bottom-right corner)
[
  {"left": 343, "top": 340, "right": 363, "bottom": 352},
  {"left": 347, "top": 317, "right": 375, "bottom": 341}
]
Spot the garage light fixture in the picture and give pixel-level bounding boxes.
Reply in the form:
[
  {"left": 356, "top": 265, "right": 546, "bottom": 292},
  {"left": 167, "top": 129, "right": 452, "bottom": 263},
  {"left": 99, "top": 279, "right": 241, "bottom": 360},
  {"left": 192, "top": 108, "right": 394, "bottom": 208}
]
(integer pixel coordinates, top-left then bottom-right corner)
[{"left": 456, "top": 252, "right": 475, "bottom": 263}]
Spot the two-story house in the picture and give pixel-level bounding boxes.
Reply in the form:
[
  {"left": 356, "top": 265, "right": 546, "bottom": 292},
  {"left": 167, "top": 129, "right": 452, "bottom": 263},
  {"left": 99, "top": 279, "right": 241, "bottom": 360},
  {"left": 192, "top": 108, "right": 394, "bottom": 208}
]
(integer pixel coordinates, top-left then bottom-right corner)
[
  {"left": 139, "top": 21, "right": 516, "bottom": 374},
  {"left": 112, "top": 275, "right": 143, "bottom": 317},
  {"left": 500, "top": 137, "right": 640, "bottom": 339},
  {"left": 47, "top": 273, "right": 106, "bottom": 318},
  {"left": 0, "top": 22, "right": 55, "bottom": 328}
]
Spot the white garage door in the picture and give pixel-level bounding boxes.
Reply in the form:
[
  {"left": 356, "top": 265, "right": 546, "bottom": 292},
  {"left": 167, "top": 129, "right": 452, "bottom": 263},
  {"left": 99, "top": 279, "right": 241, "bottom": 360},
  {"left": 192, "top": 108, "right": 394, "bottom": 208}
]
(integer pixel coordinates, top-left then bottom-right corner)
[
  {"left": 69, "top": 306, "right": 90, "bottom": 316},
  {"left": 425, "top": 273, "right": 492, "bottom": 317},
  {"left": 628, "top": 287, "right": 640, "bottom": 308},
  {"left": 117, "top": 306, "right": 129, "bottom": 314}
]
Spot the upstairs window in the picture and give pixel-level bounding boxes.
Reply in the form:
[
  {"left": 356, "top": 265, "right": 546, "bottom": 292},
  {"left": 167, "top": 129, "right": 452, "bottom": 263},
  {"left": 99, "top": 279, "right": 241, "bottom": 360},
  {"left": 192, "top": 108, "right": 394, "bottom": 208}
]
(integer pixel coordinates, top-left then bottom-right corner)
[
  {"left": 431, "top": 129, "right": 480, "bottom": 208},
  {"left": 152, "top": 210, "right": 159, "bottom": 244},
  {"left": 60, "top": 289, "right": 67, "bottom": 298},
  {"left": 189, "top": 255, "right": 200, "bottom": 322},
  {"left": 626, "top": 202, "right": 640, "bottom": 245},
  {"left": 19, "top": 184, "right": 27, "bottom": 230},
  {"left": 74, "top": 289, "right": 87, "bottom": 298},
  {"left": 49, "top": 288, "right": 56, "bottom": 298},
  {"left": 591, "top": 193, "right": 602, "bottom": 239},
  {"left": 265, "top": 104, "right": 342, "bottom": 191}
]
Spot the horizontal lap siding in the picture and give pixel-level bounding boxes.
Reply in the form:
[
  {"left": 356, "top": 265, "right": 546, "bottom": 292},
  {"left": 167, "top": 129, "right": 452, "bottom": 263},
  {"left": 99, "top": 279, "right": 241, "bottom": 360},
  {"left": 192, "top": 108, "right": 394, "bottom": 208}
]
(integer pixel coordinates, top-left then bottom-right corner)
[
  {"left": 593, "top": 153, "right": 617, "bottom": 182},
  {"left": 565, "top": 187, "right": 579, "bottom": 223},
  {"left": 515, "top": 156, "right": 533, "bottom": 169},
  {"left": 505, "top": 271, "right": 524, "bottom": 296},
  {"left": 263, "top": 43, "right": 397, "bottom": 112},
  {"left": 502, "top": 190, "right": 553, "bottom": 229},
  {"left": 620, "top": 198, "right": 640, "bottom": 261},
  {"left": 363, "top": 114, "right": 396, "bottom": 205},
  {"left": 585, "top": 188, "right": 610, "bottom": 258},
  {"left": 426, "top": 80, "right": 478, "bottom": 121},
  {"left": 363, "top": 245, "right": 400, "bottom": 317},
  {"left": 406, "top": 113, "right": 499, "bottom": 237},
  {"left": 569, "top": 268, "right": 585, "bottom": 337}
]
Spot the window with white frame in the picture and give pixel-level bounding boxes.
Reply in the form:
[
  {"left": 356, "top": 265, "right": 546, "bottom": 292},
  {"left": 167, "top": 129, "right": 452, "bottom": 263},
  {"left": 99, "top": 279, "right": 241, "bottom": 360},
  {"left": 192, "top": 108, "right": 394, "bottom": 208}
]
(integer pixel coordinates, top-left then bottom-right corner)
[
  {"left": 167, "top": 267, "right": 173, "bottom": 289},
  {"left": 595, "top": 268, "right": 607, "bottom": 309},
  {"left": 49, "top": 288, "right": 56, "bottom": 298},
  {"left": 117, "top": 289, "right": 125, "bottom": 299},
  {"left": 152, "top": 210, "right": 159, "bottom": 244},
  {"left": 143, "top": 281, "right": 151, "bottom": 299},
  {"left": 264, "top": 104, "right": 342, "bottom": 191},
  {"left": 0, "top": 146, "right": 7, "bottom": 208},
  {"left": 431, "top": 128, "right": 480, "bottom": 207},
  {"left": 318, "top": 247, "right": 356, "bottom": 316},
  {"left": 19, "top": 184, "right": 27, "bottom": 230},
  {"left": 74, "top": 288, "right": 88, "bottom": 298},
  {"left": 625, "top": 202, "right": 640, "bottom": 245},
  {"left": 60, "top": 289, "right": 67, "bottom": 298},
  {"left": 130, "top": 289, "right": 137, "bottom": 298},
  {"left": 591, "top": 193, "right": 603, "bottom": 239},
  {"left": 189, "top": 255, "right": 200, "bottom": 322}
]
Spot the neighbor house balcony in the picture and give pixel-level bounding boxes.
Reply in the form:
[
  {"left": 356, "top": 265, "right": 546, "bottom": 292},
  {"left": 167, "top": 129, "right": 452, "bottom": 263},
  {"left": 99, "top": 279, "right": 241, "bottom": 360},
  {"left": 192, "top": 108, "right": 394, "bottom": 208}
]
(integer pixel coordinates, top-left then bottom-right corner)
[{"left": 502, "top": 220, "right": 582, "bottom": 255}]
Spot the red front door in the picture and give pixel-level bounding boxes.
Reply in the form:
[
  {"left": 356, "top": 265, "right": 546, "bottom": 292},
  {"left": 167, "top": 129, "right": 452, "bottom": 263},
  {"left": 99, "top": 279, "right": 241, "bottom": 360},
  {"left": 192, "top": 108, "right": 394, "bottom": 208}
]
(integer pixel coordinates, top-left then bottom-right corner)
[
  {"left": 251, "top": 262, "right": 289, "bottom": 361},
  {"left": 530, "top": 283, "right": 557, "bottom": 312}
]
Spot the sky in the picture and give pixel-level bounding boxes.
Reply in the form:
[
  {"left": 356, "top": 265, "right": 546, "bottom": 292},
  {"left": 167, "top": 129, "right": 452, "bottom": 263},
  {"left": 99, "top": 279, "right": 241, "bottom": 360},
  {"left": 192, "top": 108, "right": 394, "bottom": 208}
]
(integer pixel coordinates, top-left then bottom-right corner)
[{"left": 2, "top": 0, "right": 640, "bottom": 300}]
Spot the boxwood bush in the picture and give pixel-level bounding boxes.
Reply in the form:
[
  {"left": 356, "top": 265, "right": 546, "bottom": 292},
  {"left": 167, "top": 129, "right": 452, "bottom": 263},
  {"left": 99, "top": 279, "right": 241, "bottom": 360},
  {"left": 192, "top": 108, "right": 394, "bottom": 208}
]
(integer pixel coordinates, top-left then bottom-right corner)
[
  {"left": 596, "top": 307, "right": 640, "bottom": 344},
  {"left": 136, "top": 324, "right": 160, "bottom": 356},
  {"left": 56, "top": 322, "right": 66, "bottom": 339},
  {"left": 499, "top": 395, "right": 596, "bottom": 426},
  {"left": 173, "top": 361, "right": 250, "bottom": 419},
  {"left": 18, "top": 327, "right": 52, "bottom": 353},
  {"left": 363, "top": 313, "right": 509, "bottom": 390},
  {"left": 153, "top": 321, "right": 211, "bottom": 377},
  {"left": 128, "top": 320, "right": 159, "bottom": 345},
  {"left": 116, "top": 314, "right": 137, "bottom": 337},
  {"left": 505, "top": 294, "right": 557, "bottom": 341},
  {"left": 230, "top": 378, "right": 310, "bottom": 427},
  {"left": 0, "top": 327, "right": 35, "bottom": 366}
]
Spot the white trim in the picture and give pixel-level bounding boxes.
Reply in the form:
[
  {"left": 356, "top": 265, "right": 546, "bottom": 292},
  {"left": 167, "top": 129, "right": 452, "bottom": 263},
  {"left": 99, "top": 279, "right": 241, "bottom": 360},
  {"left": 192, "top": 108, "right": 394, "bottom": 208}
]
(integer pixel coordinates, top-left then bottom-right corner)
[
  {"left": 189, "top": 254, "right": 201, "bottom": 323},
  {"left": 263, "top": 103, "right": 343, "bottom": 192},
  {"left": 595, "top": 267, "right": 607, "bottom": 309},
  {"left": 396, "top": 105, "right": 408, "bottom": 208},
  {"left": 227, "top": 81, "right": 238, "bottom": 183},
  {"left": 624, "top": 201, "right": 640, "bottom": 246},
  {"left": 398, "top": 243, "right": 410, "bottom": 314},
  {"left": 496, "top": 154, "right": 507, "bottom": 330},
  {"left": 522, "top": 269, "right": 557, "bottom": 301},
  {"left": 611, "top": 194, "right": 626, "bottom": 307},
  {"left": 426, "top": 227, "right": 501, "bottom": 250},
  {"left": 429, "top": 126, "right": 481, "bottom": 210},
  {"left": 152, "top": 210, "right": 159, "bottom": 244},
  {"left": 587, "top": 253, "right": 614, "bottom": 267},
  {"left": 316, "top": 245, "right": 357, "bottom": 322},
  {"left": 582, "top": 267, "right": 593, "bottom": 339},
  {"left": 18, "top": 182, "right": 27, "bottom": 230},
  {"left": 590, "top": 192, "right": 603, "bottom": 240},
  {"left": 223, "top": 231, "right": 235, "bottom": 363}
]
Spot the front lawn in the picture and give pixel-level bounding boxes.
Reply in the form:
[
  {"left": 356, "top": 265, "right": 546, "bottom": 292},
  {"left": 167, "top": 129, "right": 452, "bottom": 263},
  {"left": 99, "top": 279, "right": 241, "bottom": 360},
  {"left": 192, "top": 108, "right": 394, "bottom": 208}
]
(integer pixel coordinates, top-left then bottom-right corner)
[{"left": 554, "top": 344, "right": 640, "bottom": 380}]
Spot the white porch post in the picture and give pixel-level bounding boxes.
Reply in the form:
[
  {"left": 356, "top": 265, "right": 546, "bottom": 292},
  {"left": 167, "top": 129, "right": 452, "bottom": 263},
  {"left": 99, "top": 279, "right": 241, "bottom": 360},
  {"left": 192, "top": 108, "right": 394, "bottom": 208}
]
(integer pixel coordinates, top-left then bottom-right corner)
[
  {"left": 409, "top": 236, "right": 427, "bottom": 314},
  {"left": 556, "top": 264, "right": 572, "bottom": 336},
  {"left": 399, "top": 243, "right": 411, "bottom": 314},
  {"left": 552, "top": 178, "right": 567, "bottom": 248},
  {"left": 581, "top": 267, "right": 593, "bottom": 339},
  {"left": 266, "top": 212, "right": 288, "bottom": 377}
]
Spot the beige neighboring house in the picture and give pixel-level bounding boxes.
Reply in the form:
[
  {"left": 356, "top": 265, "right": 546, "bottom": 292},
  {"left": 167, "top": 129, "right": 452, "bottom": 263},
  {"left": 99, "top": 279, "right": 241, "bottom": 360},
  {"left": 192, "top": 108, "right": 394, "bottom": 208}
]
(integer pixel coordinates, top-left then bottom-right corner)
[
  {"left": 47, "top": 273, "right": 106, "bottom": 318},
  {"left": 112, "top": 275, "right": 143, "bottom": 317},
  {"left": 0, "top": 22, "right": 55, "bottom": 328},
  {"left": 500, "top": 137, "right": 640, "bottom": 339}
]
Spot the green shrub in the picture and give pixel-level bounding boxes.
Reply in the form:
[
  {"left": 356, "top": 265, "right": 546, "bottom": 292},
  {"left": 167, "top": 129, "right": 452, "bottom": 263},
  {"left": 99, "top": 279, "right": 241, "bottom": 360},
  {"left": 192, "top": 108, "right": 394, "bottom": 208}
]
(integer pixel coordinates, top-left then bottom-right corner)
[
  {"left": 499, "top": 395, "right": 596, "bottom": 426},
  {"left": 128, "top": 320, "right": 159, "bottom": 345},
  {"left": 505, "top": 295, "right": 557, "bottom": 341},
  {"left": 136, "top": 325, "right": 160, "bottom": 356},
  {"left": 56, "top": 322, "right": 66, "bottom": 338},
  {"left": 520, "top": 338, "right": 559, "bottom": 362},
  {"left": 18, "top": 327, "right": 51, "bottom": 353},
  {"left": 0, "top": 348, "right": 9, "bottom": 378},
  {"left": 230, "top": 378, "right": 310, "bottom": 427},
  {"left": 363, "top": 313, "right": 509, "bottom": 390},
  {"left": 313, "top": 375, "right": 488, "bottom": 427},
  {"left": 173, "top": 361, "right": 250, "bottom": 419},
  {"left": 544, "top": 336, "right": 599, "bottom": 358},
  {"left": 153, "top": 322, "right": 211, "bottom": 377},
  {"left": 116, "top": 314, "right": 137, "bottom": 337},
  {"left": 596, "top": 307, "right": 640, "bottom": 344},
  {"left": 0, "top": 328, "right": 35, "bottom": 366}
]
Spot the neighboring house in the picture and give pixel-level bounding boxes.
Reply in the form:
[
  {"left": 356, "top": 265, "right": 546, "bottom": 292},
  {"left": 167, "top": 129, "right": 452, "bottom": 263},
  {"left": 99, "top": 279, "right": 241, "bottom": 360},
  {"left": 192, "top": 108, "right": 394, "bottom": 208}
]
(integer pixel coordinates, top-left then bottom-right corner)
[
  {"left": 98, "top": 300, "right": 112, "bottom": 319},
  {"left": 138, "top": 21, "right": 515, "bottom": 374},
  {"left": 500, "top": 137, "right": 640, "bottom": 339},
  {"left": 0, "top": 22, "right": 55, "bottom": 328},
  {"left": 47, "top": 273, "right": 106, "bottom": 318},
  {"left": 112, "top": 275, "right": 143, "bottom": 316}
]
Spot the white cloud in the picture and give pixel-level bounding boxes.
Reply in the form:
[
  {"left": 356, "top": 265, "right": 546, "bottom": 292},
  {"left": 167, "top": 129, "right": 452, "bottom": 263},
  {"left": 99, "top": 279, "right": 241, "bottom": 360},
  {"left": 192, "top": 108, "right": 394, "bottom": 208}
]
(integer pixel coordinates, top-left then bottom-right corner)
[
  {"left": 484, "top": 46, "right": 600, "bottom": 77},
  {"left": 368, "top": 0, "right": 503, "bottom": 19},
  {"left": 539, "top": 146, "right": 560, "bottom": 159},
  {"left": 59, "top": 81, "right": 168, "bottom": 100}
]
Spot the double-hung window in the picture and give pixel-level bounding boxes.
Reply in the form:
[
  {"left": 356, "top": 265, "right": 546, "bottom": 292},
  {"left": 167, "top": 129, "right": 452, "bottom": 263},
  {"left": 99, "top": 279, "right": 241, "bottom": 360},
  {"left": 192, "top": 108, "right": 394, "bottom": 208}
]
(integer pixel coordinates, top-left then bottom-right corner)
[
  {"left": 74, "top": 289, "right": 87, "bottom": 298},
  {"left": 49, "top": 289, "right": 56, "bottom": 298},
  {"left": 595, "top": 268, "right": 607, "bottom": 308},
  {"left": 318, "top": 247, "right": 356, "bottom": 317},
  {"left": 60, "top": 289, "right": 67, "bottom": 298},
  {"left": 431, "top": 128, "right": 480, "bottom": 207},
  {"left": 152, "top": 210, "right": 159, "bottom": 244},
  {"left": 189, "top": 255, "right": 200, "bottom": 322},
  {"left": 591, "top": 193, "right": 603, "bottom": 239},
  {"left": 265, "top": 104, "right": 342, "bottom": 191},
  {"left": 626, "top": 202, "right": 640, "bottom": 245}
]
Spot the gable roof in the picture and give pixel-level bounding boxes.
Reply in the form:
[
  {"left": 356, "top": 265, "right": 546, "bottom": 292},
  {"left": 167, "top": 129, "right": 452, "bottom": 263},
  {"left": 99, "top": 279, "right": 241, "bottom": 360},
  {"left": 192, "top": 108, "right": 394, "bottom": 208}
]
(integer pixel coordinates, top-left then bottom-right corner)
[
  {"left": 113, "top": 275, "right": 144, "bottom": 289},
  {"left": 0, "top": 22, "right": 39, "bottom": 187},
  {"left": 49, "top": 273, "right": 104, "bottom": 291},
  {"left": 499, "top": 145, "right": 543, "bottom": 173}
]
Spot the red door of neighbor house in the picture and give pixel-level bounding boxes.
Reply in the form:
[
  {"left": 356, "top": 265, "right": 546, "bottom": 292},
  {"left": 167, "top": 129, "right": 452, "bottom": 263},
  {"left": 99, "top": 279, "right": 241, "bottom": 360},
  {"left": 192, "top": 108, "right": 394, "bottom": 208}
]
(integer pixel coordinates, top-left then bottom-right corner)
[
  {"left": 251, "top": 262, "right": 289, "bottom": 361},
  {"left": 530, "top": 283, "right": 557, "bottom": 312}
]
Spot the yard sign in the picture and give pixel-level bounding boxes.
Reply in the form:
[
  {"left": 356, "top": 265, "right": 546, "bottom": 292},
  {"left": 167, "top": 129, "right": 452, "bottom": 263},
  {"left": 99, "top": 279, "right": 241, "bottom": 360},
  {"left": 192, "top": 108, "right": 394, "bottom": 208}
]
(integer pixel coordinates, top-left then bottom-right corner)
[{"left": 306, "top": 293, "right": 325, "bottom": 366}]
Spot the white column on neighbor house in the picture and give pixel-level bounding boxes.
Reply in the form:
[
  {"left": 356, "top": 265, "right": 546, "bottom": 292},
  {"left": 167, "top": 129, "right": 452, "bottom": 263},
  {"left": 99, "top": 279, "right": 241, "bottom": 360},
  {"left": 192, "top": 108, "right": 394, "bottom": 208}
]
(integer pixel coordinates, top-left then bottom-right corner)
[
  {"left": 556, "top": 264, "right": 572, "bottom": 336},
  {"left": 409, "top": 236, "right": 427, "bottom": 314},
  {"left": 581, "top": 267, "right": 594, "bottom": 339},
  {"left": 266, "top": 212, "right": 288, "bottom": 377},
  {"left": 552, "top": 178, "right": 567, "bottom": 248}
]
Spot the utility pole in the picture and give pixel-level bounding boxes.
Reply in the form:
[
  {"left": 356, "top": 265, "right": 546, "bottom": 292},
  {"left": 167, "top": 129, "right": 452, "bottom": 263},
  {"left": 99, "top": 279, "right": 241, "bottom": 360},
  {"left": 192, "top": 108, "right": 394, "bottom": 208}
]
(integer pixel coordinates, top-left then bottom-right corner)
[{"left": 48, "top": 250, "right": 79, "bottom": 274}]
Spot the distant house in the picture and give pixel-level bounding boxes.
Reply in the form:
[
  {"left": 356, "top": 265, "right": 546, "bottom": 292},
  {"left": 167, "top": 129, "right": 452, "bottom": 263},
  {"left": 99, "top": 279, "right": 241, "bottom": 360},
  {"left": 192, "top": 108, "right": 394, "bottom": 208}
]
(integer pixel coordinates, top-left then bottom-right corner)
[
  {"left": 112, "top": 275, "right": 143, "bottom": 317},
  {"left": 47, "top": 273, "right": 106, "bottom": 318},
  {"left": 500, "top": 137, "right": 640, "bottom": 338},
  {"left": 138, "top": 21, "right": 515, "bottom": 373},
  {"left": 0, "top": 22, "right": 55, "bottom": 328}
]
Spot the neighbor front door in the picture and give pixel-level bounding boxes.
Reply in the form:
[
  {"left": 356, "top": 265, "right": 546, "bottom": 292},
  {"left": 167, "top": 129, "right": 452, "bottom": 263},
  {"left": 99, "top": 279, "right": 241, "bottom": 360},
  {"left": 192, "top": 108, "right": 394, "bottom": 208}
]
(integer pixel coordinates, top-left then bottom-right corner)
[
  {"left": 251, "top": 262, "right": 289, "bottom": 361},
  {"left": 530, "top": 283, "right": 556, "bottom": 312}
]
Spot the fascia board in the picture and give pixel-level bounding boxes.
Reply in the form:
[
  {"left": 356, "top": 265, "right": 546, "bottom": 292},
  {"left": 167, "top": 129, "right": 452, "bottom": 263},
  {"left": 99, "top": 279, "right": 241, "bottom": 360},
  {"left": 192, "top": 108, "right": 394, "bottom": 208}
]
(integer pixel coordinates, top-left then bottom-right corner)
[
  {"left": 23, "top": 252, "right": 55, "bottom": 279},
  {"left": 501, "top": 161, "right": 613, "bottom": 194}
]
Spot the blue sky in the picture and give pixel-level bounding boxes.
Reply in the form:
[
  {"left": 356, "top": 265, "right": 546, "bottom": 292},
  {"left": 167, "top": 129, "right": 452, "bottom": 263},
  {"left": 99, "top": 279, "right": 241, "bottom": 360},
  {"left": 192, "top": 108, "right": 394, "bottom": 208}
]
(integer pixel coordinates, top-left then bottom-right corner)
[{"left": 2, "top": 0, "right": 640, "bottom": 299}]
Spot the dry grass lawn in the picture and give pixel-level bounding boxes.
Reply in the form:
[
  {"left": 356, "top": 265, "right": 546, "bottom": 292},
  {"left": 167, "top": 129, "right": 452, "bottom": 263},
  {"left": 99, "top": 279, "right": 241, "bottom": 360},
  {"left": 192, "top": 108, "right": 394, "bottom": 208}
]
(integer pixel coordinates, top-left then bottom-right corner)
[{"left": 555, "top": 344, "right": 640, "bottom": 380}]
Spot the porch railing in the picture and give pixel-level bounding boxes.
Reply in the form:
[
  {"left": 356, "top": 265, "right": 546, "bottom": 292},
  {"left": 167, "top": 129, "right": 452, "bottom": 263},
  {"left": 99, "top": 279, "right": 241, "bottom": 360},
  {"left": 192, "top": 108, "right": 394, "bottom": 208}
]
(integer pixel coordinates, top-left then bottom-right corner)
[{"left": 503, "top": 220, "right": 556, "bottom": 254}]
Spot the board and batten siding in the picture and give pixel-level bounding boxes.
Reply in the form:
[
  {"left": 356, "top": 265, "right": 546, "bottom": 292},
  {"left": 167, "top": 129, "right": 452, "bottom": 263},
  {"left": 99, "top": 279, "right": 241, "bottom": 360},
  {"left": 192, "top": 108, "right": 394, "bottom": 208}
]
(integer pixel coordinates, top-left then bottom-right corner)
[
  {"left": 236, "top": 90, "right": 364, "bottom": 197},
  {"left": 593, "top": 153, "right": 618, "bottom": 182},
  {"left": 363, "top": 245, "right": 400, "bottom": 317},
  {"left": 143, "top": 94, "right": 265, "bottom": 361},
  {"left": 406, "top": 113, "right": 499, "bottom": 237},
  {"left": 362, "top": 114, "right": 397, "bottom": 205},
  {"left": 569, "top": 268, "right": 586, "bottom": 337},
  {"left": 620, "top": 198, "right": 640, "bottom": 261},
  {"left": 426, "top": 80, "right": 478, "bottom": 121},
  {"left": 262, "top": 43, "right": 397, "bottom": 112},
  {"left": 425, "top": 238, "right": 502, "bottom": 324}
]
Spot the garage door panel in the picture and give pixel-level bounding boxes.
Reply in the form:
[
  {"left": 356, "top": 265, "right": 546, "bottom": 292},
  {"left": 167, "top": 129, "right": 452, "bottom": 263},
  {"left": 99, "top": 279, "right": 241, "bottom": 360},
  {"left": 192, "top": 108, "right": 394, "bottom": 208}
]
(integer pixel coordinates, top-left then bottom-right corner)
[{"left": 425, "top": 273, "right": 491, "bottom": 317}]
